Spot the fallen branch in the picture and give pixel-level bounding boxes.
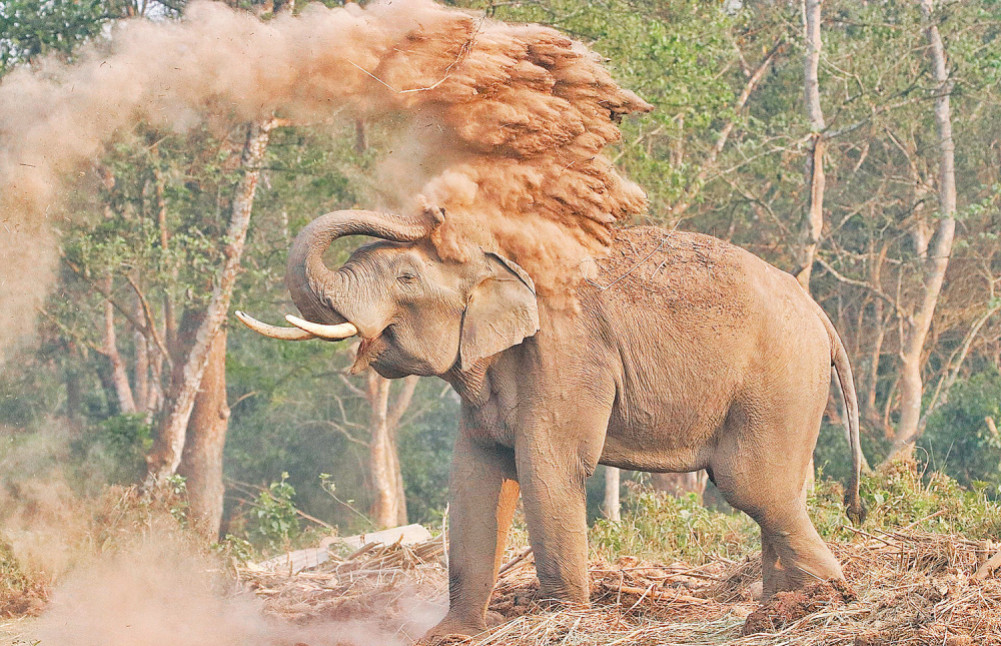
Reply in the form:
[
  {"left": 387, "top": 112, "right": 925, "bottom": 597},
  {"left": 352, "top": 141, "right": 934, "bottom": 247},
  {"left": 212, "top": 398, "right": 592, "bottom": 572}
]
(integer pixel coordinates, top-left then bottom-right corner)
[{"left": 973, "top": 548, "right": 1001, "bottom": 581}]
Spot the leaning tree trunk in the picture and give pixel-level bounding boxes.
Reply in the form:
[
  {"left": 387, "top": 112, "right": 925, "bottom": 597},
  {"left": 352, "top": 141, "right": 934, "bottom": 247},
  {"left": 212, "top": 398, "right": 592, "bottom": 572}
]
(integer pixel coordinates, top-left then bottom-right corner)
[
  {"left": 145, "top": 119, "right": 275, "bottom": 490},
  {"left": 890, "top": 0, "right": 957, "bottom": 459},
  {"left": 177, "top": 327, "right": 230, "bottom": 540}
]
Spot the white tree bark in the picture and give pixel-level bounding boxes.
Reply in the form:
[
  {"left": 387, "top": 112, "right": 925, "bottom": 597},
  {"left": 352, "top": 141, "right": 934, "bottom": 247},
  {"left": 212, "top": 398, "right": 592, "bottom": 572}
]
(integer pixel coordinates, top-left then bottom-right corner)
[
  {"left": 795, "top": 0, "right": 826, "bottom": 290},
  {"left": 102, "top": 276, "right": 136, "bottom": 415},
  {"left": 144, "top": 119, "right": 275, "bottom": 489},
  {"left": 891, "top": 0, "right": 957, "bottom": 458},
  {"left": 366, "top": 372, "right": 418, "bottom": 528},
  {"left": 603, "top": 467, "right": 621, "bottom": 522}
]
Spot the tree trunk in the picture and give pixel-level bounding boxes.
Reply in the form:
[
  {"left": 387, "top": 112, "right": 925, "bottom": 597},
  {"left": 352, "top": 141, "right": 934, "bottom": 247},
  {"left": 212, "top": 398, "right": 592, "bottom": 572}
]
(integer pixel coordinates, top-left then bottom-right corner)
[
  {"left": 102, "top": 276, "right": 136, "bottom": 415},
  {"left": 795, "top": 0, "right": 826, "bottom": 290},
  {"left": 890, "top": 0, "right": 957, "bottom": 459},
  {"left": 795, "top": 0, "right": 827, "bottom": 490},
  {"left": 367, "top": 371, "right": 398, "bottom": 528},
  {"left": 177, "top": 327, "right": 230, "bottom": 540},
  {"left": 145, "top": 119, "right": 274, "bottom": 489},
  {"left": 603, "top": 467, "right": 621, "bottom": 522},
  {"left": 365, "top": 371, "right": 417, "bottom": 528},
  {"left": 650, "top": 472, "right": 709, "bottom": 503},
  {"left": 133, "top": 297, "right": 150, "bottom": 416}
]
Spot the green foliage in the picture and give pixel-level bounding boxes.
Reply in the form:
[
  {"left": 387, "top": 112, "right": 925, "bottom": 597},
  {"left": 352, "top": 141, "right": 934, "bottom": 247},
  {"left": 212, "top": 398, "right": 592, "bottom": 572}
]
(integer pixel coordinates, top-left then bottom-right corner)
[
  {"left": 589, "top": 485, "right": 756, "bottom": 564},
  {"left": 245, "top": 473, "right": 302, "bottom": 552},
  {"left": 399, "top": 391, "right": 459, "bottom": 524},
  {"left": 920, "top": 369, "right": 1001, "bottom": 493},
  {"left": 78, "top": 413, "right": 152, "bottom": 485},
  {"left": 0, "top": 0, "right": 109, "bottom": 71},
  {"left": 813, "top": 421, "right": 892, "bottom": 486},
  {"left": 212, "top": 534, "right": 255, "bottom": 565},
  {"left": 810, "top": 461, "right": 1001, "bottom": 542},
  {"left": 591, "top": 465, "right": 1001, "bottom": 565}
]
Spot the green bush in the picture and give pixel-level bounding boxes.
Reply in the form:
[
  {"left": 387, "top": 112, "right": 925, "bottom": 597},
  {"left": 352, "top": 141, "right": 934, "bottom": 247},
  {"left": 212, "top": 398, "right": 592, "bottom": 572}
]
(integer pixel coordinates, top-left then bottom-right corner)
[
  {"left": 589, "top": 484, "right": 756, "bottom": 564},
  {"left": 809, "top": 460, "right": 1001, "bottom": 541},
  {"left": 589, "top": 463, "right": 1001, "bottom": 565},
  {"left": 244, "top": 473, "right": 302, "bottom": 553},
  {"left": 77, "top": 413, "right": 152, "bottom": 485},
  {"left": 919, "top": 368, "right": 1001, "bottom": 494}
]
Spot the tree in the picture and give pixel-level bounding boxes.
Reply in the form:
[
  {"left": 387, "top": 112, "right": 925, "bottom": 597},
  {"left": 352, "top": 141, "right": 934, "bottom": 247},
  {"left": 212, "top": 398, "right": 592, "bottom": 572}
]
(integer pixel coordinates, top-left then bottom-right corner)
[
  {"left": 890, "top": 0, "right": 958, "bottom": 459},
  {"left": 363, "top": 372, "right": 419, "bottom": 528},
  {"left": 602, "top": 467, "right": 621, "bottom": 522},
  {"left": 145, "top": 118, "right": 276, "bottom": 491},
  {"left": 795, "top": 0, "right": 826, "bottom": 290}
]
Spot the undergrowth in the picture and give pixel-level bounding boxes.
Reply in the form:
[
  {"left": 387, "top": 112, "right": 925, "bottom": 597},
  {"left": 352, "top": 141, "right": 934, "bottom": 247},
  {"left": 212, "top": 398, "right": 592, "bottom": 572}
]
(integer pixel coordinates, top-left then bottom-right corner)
[
  {"left": 590, "top": 482, "right": 756, "bottom": 563},
  {"left": 590, "top": 460, "right": 1001, "bottom": 564}
]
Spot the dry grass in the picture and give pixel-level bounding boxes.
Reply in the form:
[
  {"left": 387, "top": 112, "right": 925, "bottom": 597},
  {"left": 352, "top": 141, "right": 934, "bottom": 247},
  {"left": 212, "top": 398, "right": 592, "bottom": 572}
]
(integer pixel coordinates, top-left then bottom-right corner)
[{"left": 245, "top": 529, "right": 1001, "bottom": 645}]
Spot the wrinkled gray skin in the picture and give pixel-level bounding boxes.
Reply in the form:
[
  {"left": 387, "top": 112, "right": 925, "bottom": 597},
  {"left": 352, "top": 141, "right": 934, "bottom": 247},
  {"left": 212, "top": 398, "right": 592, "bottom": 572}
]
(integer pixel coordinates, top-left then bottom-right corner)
[{"left": 246, "top": 209, "right": 866, "bottom": 640}]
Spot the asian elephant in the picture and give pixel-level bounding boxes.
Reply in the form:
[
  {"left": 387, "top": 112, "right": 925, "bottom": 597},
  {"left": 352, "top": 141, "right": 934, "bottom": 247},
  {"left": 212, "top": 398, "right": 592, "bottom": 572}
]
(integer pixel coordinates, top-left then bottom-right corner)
[{"left": 237, "top": 208, "right": 866, "bottom": 640}]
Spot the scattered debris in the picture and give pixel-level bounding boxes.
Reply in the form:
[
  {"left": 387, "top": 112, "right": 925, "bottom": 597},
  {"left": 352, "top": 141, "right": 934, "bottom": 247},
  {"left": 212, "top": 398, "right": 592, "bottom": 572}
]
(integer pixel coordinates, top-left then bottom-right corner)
[
  {"left": 251, "top": 524, "right": 433, "bottom": 574},
  {"left": 245, "top": 529, "right": 1001, "bottom": 645}
]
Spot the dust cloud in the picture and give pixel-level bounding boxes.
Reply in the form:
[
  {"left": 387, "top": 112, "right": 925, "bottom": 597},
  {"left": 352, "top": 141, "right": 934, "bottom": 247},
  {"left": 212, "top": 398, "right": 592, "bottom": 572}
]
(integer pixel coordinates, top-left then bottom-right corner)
[
  {"left": 0, "top": 0, "right": 649, "bottom": 355},
  {"left": 29, "top": 535, "right": 444, "bottom": 646},
  {"left": 0, "top": 425, "right": 441, "bottom": 645}
]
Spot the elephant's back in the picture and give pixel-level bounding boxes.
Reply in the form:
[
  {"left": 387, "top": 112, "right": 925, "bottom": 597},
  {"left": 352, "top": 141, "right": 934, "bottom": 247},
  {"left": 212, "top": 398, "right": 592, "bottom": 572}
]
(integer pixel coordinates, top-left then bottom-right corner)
[
  {"left": 591, "top": 226, "right": 760, "bottom": 319},
  {"left": 591, "top": 226, "right": 825, "bottom": 340}
]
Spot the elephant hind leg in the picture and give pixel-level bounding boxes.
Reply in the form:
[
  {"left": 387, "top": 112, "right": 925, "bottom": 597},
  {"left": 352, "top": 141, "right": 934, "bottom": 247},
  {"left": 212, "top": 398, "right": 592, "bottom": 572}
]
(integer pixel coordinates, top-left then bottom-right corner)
[
  {"left": 760, "top": 509, "right": 844, "bottom": 595},
  {"left": 721, "top": 477, "right": 844, "bottom": 595},
  {"left": 710, "top": 404, "right": 843, "bottom": 596}
]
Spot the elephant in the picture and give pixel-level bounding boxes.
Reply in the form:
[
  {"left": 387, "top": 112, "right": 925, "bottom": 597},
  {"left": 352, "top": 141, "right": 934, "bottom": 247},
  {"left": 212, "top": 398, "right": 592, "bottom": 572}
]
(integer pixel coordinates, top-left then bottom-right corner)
[{"left": 237, "top": 207, "right": 866, "bottom": 640}]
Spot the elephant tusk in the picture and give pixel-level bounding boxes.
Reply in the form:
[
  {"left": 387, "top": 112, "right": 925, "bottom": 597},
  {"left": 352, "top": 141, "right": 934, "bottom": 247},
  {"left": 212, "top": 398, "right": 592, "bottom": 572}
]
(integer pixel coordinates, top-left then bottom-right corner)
[
  {"left": 235, "top": 311, "right": 316, "bottom": 341},
  {"left": 284, "top": 314, "right": 359, "bottom": 340}
]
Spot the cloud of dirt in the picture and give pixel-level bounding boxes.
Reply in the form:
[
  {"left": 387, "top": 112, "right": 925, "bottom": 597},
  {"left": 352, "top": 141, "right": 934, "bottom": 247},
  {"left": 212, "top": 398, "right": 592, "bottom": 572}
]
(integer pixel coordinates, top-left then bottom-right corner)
[
  {"left": 29, "top": 534, "right": 444, "bottom": 646},
  {"left": 0, "top": 423, "right": 442, "bottom": 644},
  {"left": 0, "top": 424, "right": 98, "bottom": 585},
  {"left": 0, "top": 0, "right": 649, "bottom": 356}
]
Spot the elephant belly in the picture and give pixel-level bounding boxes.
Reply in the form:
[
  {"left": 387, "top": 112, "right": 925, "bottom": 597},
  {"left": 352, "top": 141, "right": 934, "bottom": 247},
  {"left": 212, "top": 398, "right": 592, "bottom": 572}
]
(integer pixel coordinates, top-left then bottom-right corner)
[
  {"left": 598, "top": 330, "right": 744, "bottom": 473},
  {"left": 600, "top": 399, "right": 725, "bottom": 473}
]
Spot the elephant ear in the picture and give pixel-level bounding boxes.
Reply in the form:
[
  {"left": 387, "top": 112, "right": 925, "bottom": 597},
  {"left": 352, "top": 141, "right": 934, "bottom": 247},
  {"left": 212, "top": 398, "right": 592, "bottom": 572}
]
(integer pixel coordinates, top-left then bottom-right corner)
[{"left": 460, "top": 252, "right": 540, "bottom": 371}]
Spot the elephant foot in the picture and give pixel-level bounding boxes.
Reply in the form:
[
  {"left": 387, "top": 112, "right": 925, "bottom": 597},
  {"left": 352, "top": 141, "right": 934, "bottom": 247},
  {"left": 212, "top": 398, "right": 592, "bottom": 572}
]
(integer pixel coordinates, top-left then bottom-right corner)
[
  {"left": 419, "top": 615, "right": 486, "bottom": 644},
  {"left": 533, "top": 585, "right": 590, "bottom": 609}
]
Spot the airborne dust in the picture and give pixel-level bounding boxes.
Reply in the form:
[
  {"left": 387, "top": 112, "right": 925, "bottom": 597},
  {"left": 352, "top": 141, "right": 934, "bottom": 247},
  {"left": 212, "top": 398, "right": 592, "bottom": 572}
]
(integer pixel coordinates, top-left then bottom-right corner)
[
  {"left": 0, "top": 0, "right": 649, "bottom": 642},
  {"left": 0, "top": 0, "right": 650, "bottom": 356}
]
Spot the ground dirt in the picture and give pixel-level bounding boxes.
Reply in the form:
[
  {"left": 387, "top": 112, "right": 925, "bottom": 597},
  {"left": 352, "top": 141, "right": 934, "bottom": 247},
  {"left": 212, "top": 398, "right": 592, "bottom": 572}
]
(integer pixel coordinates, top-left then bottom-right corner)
[{"left": 5, "top": 529, "right": 1000, "bottom": 645}]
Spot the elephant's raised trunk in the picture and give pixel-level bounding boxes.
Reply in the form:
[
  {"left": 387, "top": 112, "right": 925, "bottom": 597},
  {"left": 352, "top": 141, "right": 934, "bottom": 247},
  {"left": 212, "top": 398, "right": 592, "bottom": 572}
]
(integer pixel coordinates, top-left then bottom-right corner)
[
  {"left": 235, "top": 208, "right": 442, "bottom": 341},
  {"left": 285, "top": 209, "right": 442, "bottom": 326}
]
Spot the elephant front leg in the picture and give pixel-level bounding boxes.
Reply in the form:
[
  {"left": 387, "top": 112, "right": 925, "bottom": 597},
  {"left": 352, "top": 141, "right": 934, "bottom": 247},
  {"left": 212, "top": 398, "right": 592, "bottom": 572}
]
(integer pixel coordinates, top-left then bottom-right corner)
[
  {"left": 426, "top": 432, "right": 519, "bottom": 639},
  {"left": 515, "top": 432, "right": 593, "bottom": 604}
]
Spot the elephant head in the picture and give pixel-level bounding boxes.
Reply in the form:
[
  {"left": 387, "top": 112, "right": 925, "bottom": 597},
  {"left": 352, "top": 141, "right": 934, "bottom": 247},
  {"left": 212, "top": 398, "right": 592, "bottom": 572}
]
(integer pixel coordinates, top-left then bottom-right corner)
[{"left": 236, "top": 209, "right": 540, "bottom": 378}]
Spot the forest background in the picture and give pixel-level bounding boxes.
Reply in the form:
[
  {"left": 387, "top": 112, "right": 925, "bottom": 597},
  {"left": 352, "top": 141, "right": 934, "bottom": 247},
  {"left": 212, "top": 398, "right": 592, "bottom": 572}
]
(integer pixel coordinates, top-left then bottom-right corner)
[{"left": 1, "top": 0, "right": 1000, "bottom": 552}]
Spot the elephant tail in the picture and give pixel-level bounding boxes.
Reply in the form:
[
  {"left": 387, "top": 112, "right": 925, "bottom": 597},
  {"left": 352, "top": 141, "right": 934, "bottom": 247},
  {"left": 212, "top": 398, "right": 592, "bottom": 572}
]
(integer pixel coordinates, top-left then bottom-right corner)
[{"left": 818, "top": 307, "right": 868, "bottom": 525}]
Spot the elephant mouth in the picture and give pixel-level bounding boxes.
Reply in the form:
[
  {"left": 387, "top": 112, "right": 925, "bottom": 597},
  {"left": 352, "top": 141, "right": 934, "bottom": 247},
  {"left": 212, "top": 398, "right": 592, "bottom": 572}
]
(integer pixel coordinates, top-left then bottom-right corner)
[{"left": 349, "top": 325, "right": 392, "bottom": 374}]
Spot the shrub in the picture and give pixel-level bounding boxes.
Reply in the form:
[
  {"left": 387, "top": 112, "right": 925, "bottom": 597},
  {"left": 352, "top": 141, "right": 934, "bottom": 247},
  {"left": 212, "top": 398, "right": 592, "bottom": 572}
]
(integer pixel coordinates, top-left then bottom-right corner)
[
  {"left": 809, "top": 459, "right": 1001, "bottom": 541},
  {"left": 919, "top": 368, "right": 1001, "bottom": 494},
  {"left": 76, "top": 413, "right": 152, "bottom": 485},
  {"left": 589, "top": 483, "right": 756, "bottom": 564},
  {"left": 244, "top": 473, "right": 302, "bottom": 553}
]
